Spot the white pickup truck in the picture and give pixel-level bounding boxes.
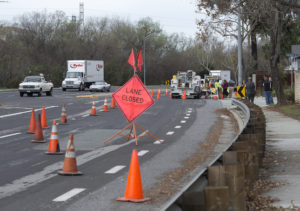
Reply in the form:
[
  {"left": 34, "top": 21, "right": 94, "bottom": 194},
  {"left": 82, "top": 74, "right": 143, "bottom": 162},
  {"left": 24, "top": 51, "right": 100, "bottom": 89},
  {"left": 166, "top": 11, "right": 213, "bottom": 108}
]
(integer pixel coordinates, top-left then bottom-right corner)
[{"left": 18, "top": 75, "right": 53, "bottom": 97}]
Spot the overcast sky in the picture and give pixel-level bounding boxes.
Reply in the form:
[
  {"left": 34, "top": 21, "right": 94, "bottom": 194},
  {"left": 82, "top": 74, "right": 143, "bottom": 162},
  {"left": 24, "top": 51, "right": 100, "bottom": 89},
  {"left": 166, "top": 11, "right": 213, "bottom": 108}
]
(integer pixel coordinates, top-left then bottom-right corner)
[{"left": 0, "top": 0, "right": 200, "bottom": 38}]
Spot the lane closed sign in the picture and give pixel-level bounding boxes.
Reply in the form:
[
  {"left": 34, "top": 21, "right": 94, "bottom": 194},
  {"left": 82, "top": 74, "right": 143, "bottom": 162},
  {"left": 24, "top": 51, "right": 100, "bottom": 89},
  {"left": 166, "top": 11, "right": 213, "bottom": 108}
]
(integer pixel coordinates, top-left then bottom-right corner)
[{"left": 113, "top": 75, "right": 155, "bottom": 122}]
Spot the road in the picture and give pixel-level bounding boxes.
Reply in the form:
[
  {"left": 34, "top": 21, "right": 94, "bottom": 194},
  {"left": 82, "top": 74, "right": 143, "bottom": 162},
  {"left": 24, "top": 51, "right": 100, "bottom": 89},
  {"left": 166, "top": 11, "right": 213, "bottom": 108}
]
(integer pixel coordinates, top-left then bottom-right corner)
[{"left": 0, "top": 89, "right": 222, "bottom": 211}]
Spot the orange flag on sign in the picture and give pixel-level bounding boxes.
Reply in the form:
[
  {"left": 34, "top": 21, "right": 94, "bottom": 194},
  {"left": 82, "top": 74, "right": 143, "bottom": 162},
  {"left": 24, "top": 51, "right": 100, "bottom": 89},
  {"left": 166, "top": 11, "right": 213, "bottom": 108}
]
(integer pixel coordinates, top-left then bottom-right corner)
[
  {"left": 136, "top": 50, "right": 143, "bottom": 72},
  {"left": 128, "top": 48, "right": 136, "bottom": 72}
]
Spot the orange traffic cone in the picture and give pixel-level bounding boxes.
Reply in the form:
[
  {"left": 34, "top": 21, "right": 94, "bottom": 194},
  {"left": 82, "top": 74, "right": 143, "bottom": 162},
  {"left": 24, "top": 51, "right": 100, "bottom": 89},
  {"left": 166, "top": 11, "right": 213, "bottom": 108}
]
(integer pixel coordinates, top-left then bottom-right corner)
[
  {"left": 90, "top": 100, "right": 97, "bottom": 116},
  {"left": 58, "top": 134, "right": 82, "bottom": 175},
  {"left": 46, "top": 120, "right": 63, "bottom": 155},
  {"left": 32, "top": 114, "right": 46, "bottom": 143},
  {"left": 156, "top": 89, "right": 161, "bottom": 100},
  {"left": 41, "top": 106, "right": 48, "bottom": 129},
  {"left": 213, "top": 95, "right": 218, "bottom": 100},
  {"left": 169, "top": 93, "right": 172, "bottom": 99},
  {"left": 117, "top": 149, "right": 150, "bottom": 203},
  {"left": 110, "top": 97, "right": 116, "bottom": 109},
  {"left": 102, "top": 97, "right": 109, "bottom": 112},
  {"left": 27, "top": 108, "right": 36, "bottom": 134},
  {"left": 151, "top": 90, "right": 154, "bottom": 97},
  {"left": 165, "top": 88, "right": 168, "bottom": 96},
  {"left": 60, "top": 104, "right": 67, "bottom": 124},
  {"left": 182, "top": 90, "right": 187, "bottom": 100}
]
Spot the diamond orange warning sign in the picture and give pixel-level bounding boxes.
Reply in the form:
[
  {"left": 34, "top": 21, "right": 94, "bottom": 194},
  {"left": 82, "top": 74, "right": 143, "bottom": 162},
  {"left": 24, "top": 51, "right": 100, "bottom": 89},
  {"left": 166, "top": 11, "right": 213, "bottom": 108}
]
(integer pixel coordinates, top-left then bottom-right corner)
[{"left": 113, "top": 75, "right": 155, "bottom": 123}]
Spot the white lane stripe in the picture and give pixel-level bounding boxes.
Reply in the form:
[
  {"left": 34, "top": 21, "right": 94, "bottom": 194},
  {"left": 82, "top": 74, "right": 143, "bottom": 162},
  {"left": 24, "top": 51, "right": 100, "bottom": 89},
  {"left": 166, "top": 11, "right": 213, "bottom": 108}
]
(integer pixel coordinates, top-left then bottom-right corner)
[
  {"left": 154, "top": 139, "right": 164, "bottom": 144},
  {"left": 138, "top": 150, "right": 149, "bottom": 157},
  {"left": 0, "top": 106, "right": 58, "bottom": 119},
  {"left": 187, "top": 110, "right": 192, "bottom": 113},
  {"left": 181, "top": 120, "right": 186, "bottom": 123},
  {"left": 82, "top": 114, "right": 90, "bottom": 117},
  {"left": 0, "top": 133, "right": 21, "bottom": 139},
  {"left": 105, "top": 165, "right": 126, "bottom": 174},
  {"left": 175, "top": 125, "right": 181, "bottom": 129},
  {"left": 184, "top": 117, "right": 189, "bottom": 119},
  {"left": 166, "top": 131, "right": 174, "bottom": 135},
  {"left": 186, "top": 113, "right": 191, "bottom": 116},
  {"left": 53, "top": 188, "right": 86, "bottom": 202}
]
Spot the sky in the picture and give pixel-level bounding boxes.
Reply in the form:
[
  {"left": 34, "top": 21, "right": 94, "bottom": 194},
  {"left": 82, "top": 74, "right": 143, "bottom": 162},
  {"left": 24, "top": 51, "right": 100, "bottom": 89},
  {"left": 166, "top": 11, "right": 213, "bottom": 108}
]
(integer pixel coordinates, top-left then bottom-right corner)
[{"left": 0, "top": 0, "right": 201, "bottom": 38}]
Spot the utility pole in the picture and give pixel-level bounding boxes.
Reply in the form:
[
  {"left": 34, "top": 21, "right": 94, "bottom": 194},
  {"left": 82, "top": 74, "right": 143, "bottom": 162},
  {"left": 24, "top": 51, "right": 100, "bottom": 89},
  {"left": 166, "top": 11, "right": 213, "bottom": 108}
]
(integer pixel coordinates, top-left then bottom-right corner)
[
  {"left": 237, "top": 0, "right": 243, "bottom": 85},
  {"left": 79, "top": 1, "right": 84, "bottom": 26},
  {"left": 143, "top": 32, "right": 154, "bottom": 85}
]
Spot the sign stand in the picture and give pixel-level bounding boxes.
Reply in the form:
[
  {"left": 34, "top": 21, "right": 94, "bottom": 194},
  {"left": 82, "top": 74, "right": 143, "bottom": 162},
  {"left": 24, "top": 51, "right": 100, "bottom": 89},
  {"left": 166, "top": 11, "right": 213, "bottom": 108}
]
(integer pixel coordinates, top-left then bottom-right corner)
[{"left": 104, "top": 122, "right": 161, "bottom": 145}]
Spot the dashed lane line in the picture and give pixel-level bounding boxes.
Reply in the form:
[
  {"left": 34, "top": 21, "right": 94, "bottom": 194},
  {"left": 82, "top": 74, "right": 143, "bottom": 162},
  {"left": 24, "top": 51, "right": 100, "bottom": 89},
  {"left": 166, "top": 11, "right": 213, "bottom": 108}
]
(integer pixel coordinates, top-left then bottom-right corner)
[
  {"left": 181, "top": 120, "right": 186, "bottom": 123},
  {"left": 154, "top": 139, "right": 164, "bottom": 144},
  {"left": 174, "top": 125, "right": 181, "bottom": 129},
  {"left": 138, "top": 150, "right": 149, "bottom": 157},
  {"left": 184, "top": 117, "right": 190, "bottom": 119},
  {"left": 186, "top": 113, "right": 191, "bottom": 116},
  {"left": 105, "top": 165, "right": 126, "bottom": 174},
  {"left": 0, "top": 106, "right": 59, "bottom": 119},
  {"left": 0, "top": 132, "right": 21, "bottom": 139},
  {"left": 53, "top": 188, "right": 86, "bottom": 202},
  {"left": 166, "top": 131, "right": 174, "bottom": 135}
]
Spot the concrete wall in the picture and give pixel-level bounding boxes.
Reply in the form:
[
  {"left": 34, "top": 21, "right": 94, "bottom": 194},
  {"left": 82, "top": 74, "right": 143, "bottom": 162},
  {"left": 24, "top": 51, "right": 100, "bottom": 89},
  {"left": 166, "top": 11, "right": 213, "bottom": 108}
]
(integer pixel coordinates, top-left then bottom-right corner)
[{"left": 295, "top": 72, "right": 300, "bottom": 103}]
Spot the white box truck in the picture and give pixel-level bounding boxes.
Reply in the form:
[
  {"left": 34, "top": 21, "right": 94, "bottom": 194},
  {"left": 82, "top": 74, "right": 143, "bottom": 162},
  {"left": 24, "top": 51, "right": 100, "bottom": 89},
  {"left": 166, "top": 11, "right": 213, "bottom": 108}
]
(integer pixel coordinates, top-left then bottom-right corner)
[
  {"left": 209, "top": 70, "right": 231, "bottom": 83},
  {"left": 62, "top": 60, "right": 104, "bottom": 91}
]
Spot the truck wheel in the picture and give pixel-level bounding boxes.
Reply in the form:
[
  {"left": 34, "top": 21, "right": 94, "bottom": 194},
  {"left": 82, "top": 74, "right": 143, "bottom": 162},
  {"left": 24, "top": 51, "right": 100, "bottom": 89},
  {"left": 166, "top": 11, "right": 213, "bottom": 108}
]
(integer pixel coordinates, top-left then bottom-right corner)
[
  {"left": 62, "top": 88, "right": 66, "bottom": 91},
  {"left": 46, "top": 88, "right": 52, "bottom": 96},
  {"left": 79, "top": 84, "right": 83, "bottom": 91},
  {"left": 20, "top": 92, "right": 24, "bottom": 97},
  {"left": 38, "top": 90, "right": 42, "bottom": 97}
]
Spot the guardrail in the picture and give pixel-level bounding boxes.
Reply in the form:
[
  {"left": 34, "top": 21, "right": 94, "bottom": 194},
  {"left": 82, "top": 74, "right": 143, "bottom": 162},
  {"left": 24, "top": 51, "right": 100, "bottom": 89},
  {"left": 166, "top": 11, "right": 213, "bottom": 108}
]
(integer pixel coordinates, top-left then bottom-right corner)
[{"left": 163, "top": 99, "right": 264, "bottom": 211}]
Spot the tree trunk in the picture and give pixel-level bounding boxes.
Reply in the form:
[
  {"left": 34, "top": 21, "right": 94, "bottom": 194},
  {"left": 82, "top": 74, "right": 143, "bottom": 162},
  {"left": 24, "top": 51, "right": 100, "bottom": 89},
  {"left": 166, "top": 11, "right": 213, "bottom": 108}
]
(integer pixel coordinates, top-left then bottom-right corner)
[
  {"left": 269, "top": 8, "right": 287, "bottom": 105},
  {"left": 250, "top": 28, "right": 258, "bottom": 72}
]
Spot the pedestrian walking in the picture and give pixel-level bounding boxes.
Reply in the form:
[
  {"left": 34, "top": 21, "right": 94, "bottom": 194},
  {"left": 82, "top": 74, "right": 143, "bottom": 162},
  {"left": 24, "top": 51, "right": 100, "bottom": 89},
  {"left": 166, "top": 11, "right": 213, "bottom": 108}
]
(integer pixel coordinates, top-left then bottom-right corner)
[
  {"left": 263, "top": 76, "right": 274, "bottom": 105},
  {"left": 245, "top": 76, "right": 255, "bottom": 103},
  {"left": 222, "top": 80, "right": 229, "bottom": 97}
]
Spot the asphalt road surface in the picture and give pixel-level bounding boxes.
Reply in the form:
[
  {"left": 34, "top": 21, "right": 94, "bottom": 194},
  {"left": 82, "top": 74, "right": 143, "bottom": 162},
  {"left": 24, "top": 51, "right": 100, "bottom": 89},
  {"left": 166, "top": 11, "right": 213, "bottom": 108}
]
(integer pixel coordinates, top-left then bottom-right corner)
[{"left": 0, "top": 89, "right": 222, "bottom": 211}]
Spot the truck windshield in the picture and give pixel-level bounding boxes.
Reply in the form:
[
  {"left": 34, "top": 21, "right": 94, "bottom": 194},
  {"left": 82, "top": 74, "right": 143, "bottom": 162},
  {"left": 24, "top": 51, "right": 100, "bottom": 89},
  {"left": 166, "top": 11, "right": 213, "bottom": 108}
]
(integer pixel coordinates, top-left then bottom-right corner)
[
  {"left": 66, "top": 72, "right": 82, "bottom": 78},
  {"left": 24, "top": 77, "right": 41, "bottom": 82}
]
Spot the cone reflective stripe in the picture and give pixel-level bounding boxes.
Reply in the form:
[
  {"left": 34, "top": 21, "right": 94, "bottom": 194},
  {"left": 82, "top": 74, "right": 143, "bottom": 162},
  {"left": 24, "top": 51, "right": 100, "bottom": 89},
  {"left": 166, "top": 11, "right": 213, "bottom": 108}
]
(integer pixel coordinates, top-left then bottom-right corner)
[
  {"left": 182, "top": 90, "right": 186, "bottom": 100},
  {"left": 102, "top": 97, "right": 109, "bottom": 112},
  {"left": 156, "top": 89, "right": 161, "bottom": 100},
  {"left": 110, "top": 97, "right": 116, "bottom": 109},
  {"left": 58, "top": 134, "right": 82, "bottom": 175},
  {"left": 90, "top": 100, "right": 97, "bottom": 116},
  {"left": 32, "top": 114, "right": 46, "bottom": 143},
  {"left": 117, "top": 149, "right": 150, "bottom": 203},
  {"left": 46, "top": 120, "right": 63, "bottom": 154},
  {"left": 27, "top": 108, "right": 36, "bottom": 134},
  {"left": 165, "top": 88, "right": 168, "bottom": 95},
  {"left": 41, "top": 106, "right": 48, "bottom": 129},
  {"left": 60, "top": 104, "right": 67, "bottom": 124}
]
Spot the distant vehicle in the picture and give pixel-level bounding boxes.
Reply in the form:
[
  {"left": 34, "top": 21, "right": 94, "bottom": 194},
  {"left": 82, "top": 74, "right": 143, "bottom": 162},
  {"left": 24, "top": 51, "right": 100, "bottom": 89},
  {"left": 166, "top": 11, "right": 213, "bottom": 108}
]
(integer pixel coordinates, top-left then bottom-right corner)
[
  {"left": 19, "top": 74, "right": 53, "bottom": 97},
  {"left": 89, "top": 81, "right": 111, "bottom": 92},
  {"left": 209, "top": 70, "right": 231, "bottom": 84},
  {"left": 62, "top": 60, "right": 104, "bottom": 91},
  {"left": 170, "top": 70, "right": 202, "bottom": 99}
]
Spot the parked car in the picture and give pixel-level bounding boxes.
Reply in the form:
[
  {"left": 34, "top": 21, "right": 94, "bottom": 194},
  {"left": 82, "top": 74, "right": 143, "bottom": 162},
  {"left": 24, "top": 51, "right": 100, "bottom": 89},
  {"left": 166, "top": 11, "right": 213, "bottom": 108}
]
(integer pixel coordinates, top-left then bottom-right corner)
[
  {"left": 89, "top": 81, "right": 110, "bottom": 92},
  {"left": 18, "top": 74, "right": 53, "bottom": 97}
]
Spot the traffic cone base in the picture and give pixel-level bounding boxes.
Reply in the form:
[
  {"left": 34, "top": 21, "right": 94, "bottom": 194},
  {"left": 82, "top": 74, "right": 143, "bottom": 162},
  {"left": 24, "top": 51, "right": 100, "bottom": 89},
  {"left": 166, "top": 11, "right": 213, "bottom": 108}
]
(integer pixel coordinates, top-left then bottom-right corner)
[
  {"left": 58, "top": 170, "right": 82, "bottom": 176},
  {"left": 90, "top": 100, "right": 98, "bottom": 116},
  {"left": 32, "top": 114, "right": 45, "bottom": 143},
  {"left": 46, "top": 120, "right": 63, "bottom": 155},
  {"left": 116, "top": 197, "right": 150, "bottom": 203},
  {"left": 32, "top": 139, "right": 46, "bottom": 143},
  {"left": 102, "top": 97, "right": 109, "bottom": 112},
  {"left": 110, "top": 97, "right": 116, "bottom": 109}
]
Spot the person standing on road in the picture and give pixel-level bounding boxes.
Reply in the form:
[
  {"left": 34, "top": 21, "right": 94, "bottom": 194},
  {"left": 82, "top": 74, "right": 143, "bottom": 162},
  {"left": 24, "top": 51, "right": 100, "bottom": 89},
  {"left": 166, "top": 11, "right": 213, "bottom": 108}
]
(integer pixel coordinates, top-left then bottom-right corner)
[
  {"left": 263, "top": 76, "right": 274, "bottom": 105},
  {"left": 222, "top": 80, "right": 229, "bottom": 97},
  {"left": 245, "top": 76, "right": 256, "bottom": 103}
]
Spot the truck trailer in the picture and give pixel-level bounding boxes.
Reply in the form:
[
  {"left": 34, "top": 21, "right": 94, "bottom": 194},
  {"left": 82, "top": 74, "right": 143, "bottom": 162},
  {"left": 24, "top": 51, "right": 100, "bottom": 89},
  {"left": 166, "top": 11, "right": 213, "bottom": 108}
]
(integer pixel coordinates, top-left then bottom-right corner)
[{"left": 62, "top": 60, "right": 104, "bottom": 91}]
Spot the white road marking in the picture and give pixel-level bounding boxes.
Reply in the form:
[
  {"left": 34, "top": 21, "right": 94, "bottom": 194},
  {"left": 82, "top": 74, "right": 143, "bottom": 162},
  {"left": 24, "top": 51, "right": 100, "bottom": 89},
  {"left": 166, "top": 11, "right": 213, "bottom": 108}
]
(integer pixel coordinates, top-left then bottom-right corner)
[
  {"left": 188, "top": 108, "right": 192, "bottom": 110},
  {"left": 0, "top": 133, "right": 21, "bottom": 139},
  {"left": 154, "top": 139, "right": 164, "bottom": 144},
  {"left": 184, "top": 117, "right": 189, "bottom": 119},
  {"left": 53, "top": 188, "right": 86, "bottom": 202},
  {"left": 166, "top": 131, "right": 174, "bottom": 135},
  {"left": 181, "top": 120, "right": 186, "bottom": 123},
  {"left": 81, "top": 114, "right": 90, "bottom": 117},
  {"left": 186, "top": 113, "right": 191, "bottom": 116},
  {"left": 105, "top": 165, "right": 126, "bottom": 174},
  {"left": 174, "top": 125, "right": 181, "bottom": 129},
  {"left": 187, "top": 110, "right": 192, "bottom": 113},
  {"left": 138, "top": 150, "right": 149, "bottom": 157},
  {"left": 0, "top": 106, "right": 58, "bottom": 119},
  {"left": 221, "top": 115, "right": 230, "bottom": 119}
]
